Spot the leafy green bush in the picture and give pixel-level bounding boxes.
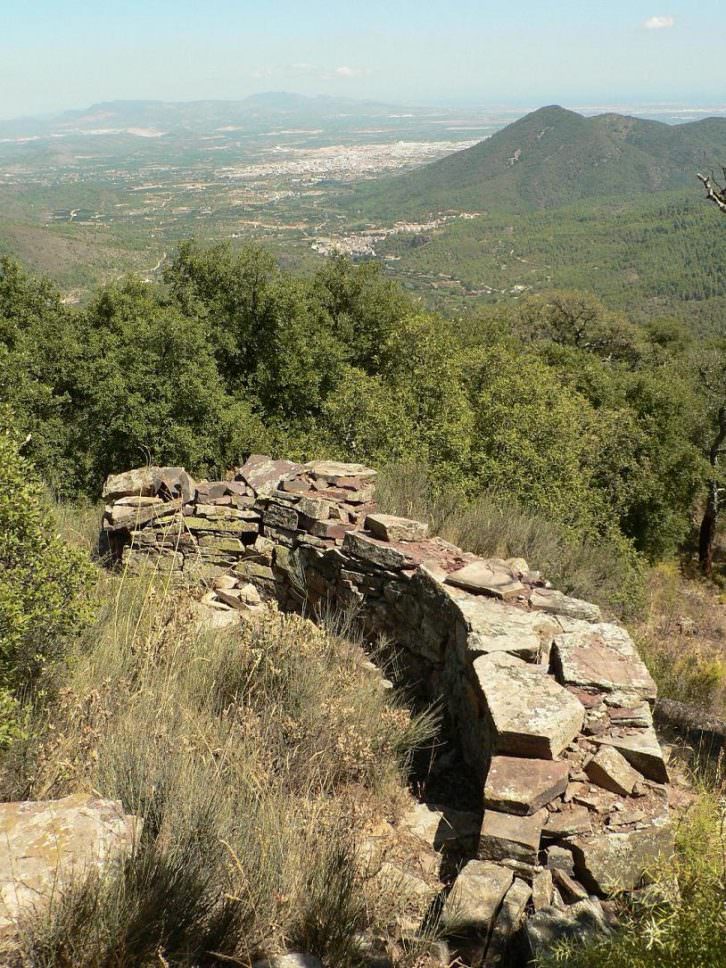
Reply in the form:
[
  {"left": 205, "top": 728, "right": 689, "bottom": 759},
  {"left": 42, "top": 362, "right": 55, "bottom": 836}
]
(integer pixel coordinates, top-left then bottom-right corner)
[{"left": 0, "top": 414, "right": 94, "bottom": 741}]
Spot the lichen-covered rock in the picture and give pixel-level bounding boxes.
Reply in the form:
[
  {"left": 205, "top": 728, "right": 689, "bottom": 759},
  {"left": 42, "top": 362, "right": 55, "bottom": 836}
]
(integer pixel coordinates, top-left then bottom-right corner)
[
  {"left": 442, "top": 860, "right": 513, "bottom": 934},
  {"left": 0, "top": 794, "right": 139, "bottom": 939},
  {"left": 552, "top": 622, "right": 657, "bottom": 700},
  {"left": 569, "top": 821, "right": 674, "bottom": 895},
  {"left": 474, "top": 652, "right": 585, "bottom": 759},
  {"left": 365, "top": 513, "right": 429, "bottom": 543}
]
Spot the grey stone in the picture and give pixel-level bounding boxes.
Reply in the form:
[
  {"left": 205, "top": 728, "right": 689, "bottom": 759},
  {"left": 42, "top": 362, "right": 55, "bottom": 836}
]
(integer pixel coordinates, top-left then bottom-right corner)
[
  {"left": 585, "top": 746, "right": 642, "bottom": 796},
  {"left": 452, "top": 593, "right": 557, "bottom": 662},
  {"left": 531, "top": 869, "right": 554, "bottom": 910},
  {"left": 442, "top": 860, "right": 513, "bottom": 934},
  {"left": 530, "top": 588, "right": 602, "bottom": 622},
  {"left": 545, "top": 845, "right": 575, "bottom": 874},
  {"left": 552, "top": 622, "right": 657, "bottom": 701},
  {"left": 304, "top": 460, "right": 376, "bottom": 483},
  {"left": 342, "top": 531, "right": 413, "bottom": 571},
  {"left": 484, "top": 756, "right": 569, "bottom": 816},
  {"left": 446, "top": 561, "right": 526, "bottom": 600},
  {"left": 478, "top": 809, "right": 547, "bottom": 865},
  {"left": 398, "top": 802, "right": 481, "bottom": 853},
  {"left": 474, "top": 652, "right": 585, "bottom": 759},
  {"left": 542, "top": 806, "right": 592, "bottom": 840},
  {"left": 594, "top": 727, "right": 669, "bottom": 783},
  {"left": 365, "top": 514, "right": 429, "bottom": 543},
  {"left": 0, "top": 794, "right": 139, "bottom": 939},
  {"left": 237, "top": 455, "right": 303, "bottom": 497},
  {"left": 485, "top": 877, "right": 531, "bottom": 964},
  {"left": 569, "top": 822, "right": 674, "bottom": 894},
  {"left": 520, "top": 900, "right": 610, "bottom": 960}
]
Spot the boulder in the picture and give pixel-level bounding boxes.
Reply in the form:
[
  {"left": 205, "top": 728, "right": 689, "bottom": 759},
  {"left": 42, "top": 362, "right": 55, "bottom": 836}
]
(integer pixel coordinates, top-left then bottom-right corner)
[
  {"left": 484, "top": 756, "right": 569, "bottom": 816},
  {"left": 473, "top": 652, "right": 585, "bottom": 759},
  {"left": 0, "top": 794, "right": 139, "bottom": 939}
]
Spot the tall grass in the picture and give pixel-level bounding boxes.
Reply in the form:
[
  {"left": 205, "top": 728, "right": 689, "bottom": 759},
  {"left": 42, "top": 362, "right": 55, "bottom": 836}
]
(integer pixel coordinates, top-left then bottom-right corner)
[
  {"left": 0, "top": 554, "right": 436, "bottom": 967},
  {"left": 377, "top": 462, "right": 644, "bottom": 617}
]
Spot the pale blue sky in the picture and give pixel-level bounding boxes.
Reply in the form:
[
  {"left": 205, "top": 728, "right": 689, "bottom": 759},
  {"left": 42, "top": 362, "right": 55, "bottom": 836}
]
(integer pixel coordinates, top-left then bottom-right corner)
[{"left": 1, "top": 1, "right": 724, "bottom": 118}]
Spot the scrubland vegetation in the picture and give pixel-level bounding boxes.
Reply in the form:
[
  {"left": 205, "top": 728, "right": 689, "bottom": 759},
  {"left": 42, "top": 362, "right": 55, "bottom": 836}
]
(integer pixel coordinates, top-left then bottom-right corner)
[{"left": 1, "top": 243, "right": 725, "bottom": 965}]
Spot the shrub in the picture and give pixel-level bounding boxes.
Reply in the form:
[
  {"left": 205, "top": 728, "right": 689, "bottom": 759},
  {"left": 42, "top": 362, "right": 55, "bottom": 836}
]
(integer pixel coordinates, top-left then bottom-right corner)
[{"left": 0, "top": 416, "right": 93, "bottom": 740}]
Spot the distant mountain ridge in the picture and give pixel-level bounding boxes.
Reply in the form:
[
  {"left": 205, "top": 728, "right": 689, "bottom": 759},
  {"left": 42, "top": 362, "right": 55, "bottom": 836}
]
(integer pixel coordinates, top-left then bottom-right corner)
[
  {"left": 353, "top": 105, "right": 726, "bottom": 215},
  {"left": 0, "top": 93, "right": 410, "bottom": 138}
]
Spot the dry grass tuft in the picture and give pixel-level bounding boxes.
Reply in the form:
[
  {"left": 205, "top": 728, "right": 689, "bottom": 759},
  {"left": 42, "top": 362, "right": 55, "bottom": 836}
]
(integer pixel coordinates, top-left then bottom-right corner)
[{"left": 1, "top": 548, "right": 437, "bottom": 967}]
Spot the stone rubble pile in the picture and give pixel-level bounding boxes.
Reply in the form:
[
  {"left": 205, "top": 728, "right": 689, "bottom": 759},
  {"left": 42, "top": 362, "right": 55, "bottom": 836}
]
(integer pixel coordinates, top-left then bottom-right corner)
[{"left": 97, "top": 456, "right": 674, "bottom": 965}]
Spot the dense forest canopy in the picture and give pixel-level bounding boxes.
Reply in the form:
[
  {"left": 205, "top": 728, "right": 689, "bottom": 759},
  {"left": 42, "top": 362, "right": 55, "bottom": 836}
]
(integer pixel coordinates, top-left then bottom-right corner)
[{"left": 1, "top": 244, "right": 723, "bottom": 569}]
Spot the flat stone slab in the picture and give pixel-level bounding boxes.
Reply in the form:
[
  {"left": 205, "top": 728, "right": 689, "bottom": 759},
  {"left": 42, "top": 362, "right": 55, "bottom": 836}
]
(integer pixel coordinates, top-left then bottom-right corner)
[
  {"left": 594, "top": 727, "right": 669, "bottom": 783},
  {"left": 484, "top": 756, "right": 569, "bottom": 816},
  {"left": 552, "top": 622, "right": 657, "bottom": 700},
  {"left": 585, "top": 746, "right": 642, "bottom": 796},
  {"left": 303, "top": 460, "right": 377, "bottom": 483},
  {"left": 442, "top": 860, "right": 513, "bottom": 933},
  {"left": 342, "top": 531, "right": 413, "bottom": 571},
  {"left": 478, "top": 809, "right": 547, "bottom": 865},
  {"left": 365, "top": 513, "right": 428, "bottom": 543},
  {"left": 0, "top": 794, "right": 139, "bottom": 938},
  {"left": 453, "top": 595, "right": 558, "bottom": 661},
  {"left": 542, "top": 805, "right": 592, "bottom": 840},
  {"left": 446, "top": 561, "right": 526, "bottom": 600},
  {"left": 529, "top": 588, "right": 602, "bottom": 622},
  {"left": 237, "top": 455, "right": 303, "bottom": 497},
  {"left": 570, "top": 822, "right": 674, "bottom": 894},
  {"left": 474, "top": 652, "right": 585, "bottom": 759}
]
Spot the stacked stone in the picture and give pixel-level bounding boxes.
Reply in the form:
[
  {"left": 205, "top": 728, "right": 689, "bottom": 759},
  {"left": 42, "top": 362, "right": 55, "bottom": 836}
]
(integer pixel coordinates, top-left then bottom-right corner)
[{"left": 100, "top": 456, "right": 674, "bottom": 964}]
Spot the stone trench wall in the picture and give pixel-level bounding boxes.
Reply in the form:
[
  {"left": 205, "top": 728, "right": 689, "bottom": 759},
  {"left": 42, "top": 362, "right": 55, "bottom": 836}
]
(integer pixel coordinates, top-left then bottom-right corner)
[{"left": 100, "top": 456, "right": 674, "bottom": 959}]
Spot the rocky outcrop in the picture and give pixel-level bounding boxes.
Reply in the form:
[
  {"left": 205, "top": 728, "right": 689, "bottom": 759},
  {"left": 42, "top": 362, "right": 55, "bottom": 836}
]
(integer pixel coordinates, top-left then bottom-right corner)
[
  {"left": 100, "top": 456, "right": 675, "bottom": 964},
  {"left": 0, "top": 794, "right": 139, "bottom": 944}
]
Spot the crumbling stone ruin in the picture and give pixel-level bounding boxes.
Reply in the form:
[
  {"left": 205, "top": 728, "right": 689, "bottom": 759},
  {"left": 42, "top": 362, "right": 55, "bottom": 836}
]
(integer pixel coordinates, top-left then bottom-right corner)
[
  {"left": 93, "top": 455, "right": 675, "bottom": 963},
  {"left": 0, "top": 455, "right": 674, "bottom": 964}
]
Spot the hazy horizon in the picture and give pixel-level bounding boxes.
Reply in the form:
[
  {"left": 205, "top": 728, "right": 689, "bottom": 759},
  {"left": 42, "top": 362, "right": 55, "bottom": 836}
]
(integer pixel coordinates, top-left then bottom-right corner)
[{"left": 3, "top": 1, "right": 725, "bottom": 119}]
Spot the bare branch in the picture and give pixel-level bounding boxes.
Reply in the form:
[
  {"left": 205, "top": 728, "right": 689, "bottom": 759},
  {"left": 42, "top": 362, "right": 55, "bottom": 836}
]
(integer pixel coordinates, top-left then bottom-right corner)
[{"left": 698, "top": 172, "right": 726, "bottom": 213}]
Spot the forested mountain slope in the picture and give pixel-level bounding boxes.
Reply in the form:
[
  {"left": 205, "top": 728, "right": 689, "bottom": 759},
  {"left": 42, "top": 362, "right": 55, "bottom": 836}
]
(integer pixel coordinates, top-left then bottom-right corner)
[{"left": 353, "top": 106, "right": 726, "bottom": 216}]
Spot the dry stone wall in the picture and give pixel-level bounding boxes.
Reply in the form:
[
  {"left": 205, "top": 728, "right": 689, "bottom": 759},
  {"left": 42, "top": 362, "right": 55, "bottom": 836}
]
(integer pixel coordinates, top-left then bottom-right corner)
[{"left": 100, "top": 456, "right": 674, "bottom": 961}]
